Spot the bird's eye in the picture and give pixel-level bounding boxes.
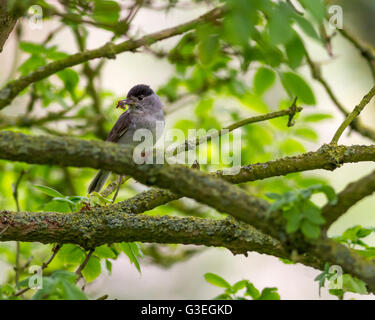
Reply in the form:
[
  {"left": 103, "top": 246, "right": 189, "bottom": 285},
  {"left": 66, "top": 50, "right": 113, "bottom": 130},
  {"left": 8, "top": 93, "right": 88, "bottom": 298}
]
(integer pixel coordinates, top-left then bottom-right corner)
[{"left": 138, "top": 95, "right": 144, "bottom": 101}]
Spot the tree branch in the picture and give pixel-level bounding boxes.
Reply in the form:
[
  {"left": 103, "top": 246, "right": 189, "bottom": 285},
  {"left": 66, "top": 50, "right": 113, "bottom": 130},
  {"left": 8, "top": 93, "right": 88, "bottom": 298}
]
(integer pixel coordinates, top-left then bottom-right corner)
[
  {"left": 171, "top": 100, "right": 302, "bottom": 156},
  {"left": 339, "top": 28, "right": 375, "bottom": 80},
  {"left": 0, "top": 208, "right": 319, "bottom": 269},
  {"left": 305, "top": 50, "right": 375, "bottom": 142},
  {"left": 322, "top": 170, "right": 375, "bottom": 227},
  {"left": 331, "top": 85, "right": 375, "bottom": 145},
  {"left": 0, "top": 0, "right": 17, "bottom": 53},
  {"left": 0, "top": 131, "right": 374, "bottom": 186},
  {"left": 0, "top": 6, "right": 224, "bottom": 110},
  {"left": 1, "top": 131, "right": 375, "bottom": 289}
]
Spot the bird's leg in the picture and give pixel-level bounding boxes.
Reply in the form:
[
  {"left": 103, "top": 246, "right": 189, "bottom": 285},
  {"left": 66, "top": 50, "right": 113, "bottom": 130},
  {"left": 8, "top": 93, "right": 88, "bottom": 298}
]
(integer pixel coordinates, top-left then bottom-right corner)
[{"left": 112, "top": 175, "right": 123, "bottom": 203}]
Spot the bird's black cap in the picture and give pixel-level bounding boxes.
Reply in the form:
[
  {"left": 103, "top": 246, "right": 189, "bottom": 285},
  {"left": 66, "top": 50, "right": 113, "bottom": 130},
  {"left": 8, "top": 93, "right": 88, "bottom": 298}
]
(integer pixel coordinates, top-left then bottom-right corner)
[{"left": 127, "top": 84, "right": 154, "bottom": 99}]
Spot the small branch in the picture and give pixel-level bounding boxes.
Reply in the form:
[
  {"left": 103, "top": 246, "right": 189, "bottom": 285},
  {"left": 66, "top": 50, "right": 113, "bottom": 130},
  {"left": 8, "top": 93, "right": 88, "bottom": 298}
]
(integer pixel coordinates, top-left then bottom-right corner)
[
  {"left": 75, "top": 249, "right": 94, "bottom": 283},
  {"left": 330, "top": 85, "right": 375, "bottom": 145},
  {"left": 323, "top": 170, "right": 375, "bottom": 227},
  {"left": 72, "top": 26, "right": 106, "bottom": 139},
  {"left": 305, "top": 50, "right": 375, "bottom": 142},
  {"left": 13, "top": 244, "right": 62, "bottom": 297},
  {"left": 339, "top": 28, "right": 375, "bottom": 80},
  {"left": 41, "top": 244, "right": 62, "bottom": 269},
  {"left": 171, "top": 101, "right": 302, "bottom": 156},
  {"left": 11, "top": 169, "right": 27, "bottom": 285},
  {"left": 0, "top": 6, "right": 224, "bottom": 110}
]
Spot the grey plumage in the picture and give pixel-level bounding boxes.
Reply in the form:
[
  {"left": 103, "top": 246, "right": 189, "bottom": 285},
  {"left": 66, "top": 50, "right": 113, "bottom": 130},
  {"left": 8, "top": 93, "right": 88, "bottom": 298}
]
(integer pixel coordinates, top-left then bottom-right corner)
[{"left": 88, "top": 84, "right": 164, "bottom": 194}]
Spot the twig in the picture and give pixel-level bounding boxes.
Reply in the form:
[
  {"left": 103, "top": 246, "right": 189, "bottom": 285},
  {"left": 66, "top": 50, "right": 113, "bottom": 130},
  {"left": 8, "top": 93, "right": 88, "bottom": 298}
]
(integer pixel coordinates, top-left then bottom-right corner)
[
  {"left": 305, "top": 49, "right": 375, "bottom": 142},
  {"left": 75, "top": 249, "right": 94, "bottom": 283},
  {"left": 330, "top": 85, "right": 375, "bottom": 145},
  {"left": 339, "top": 28, "right": 375, "bottom": 80},
  {"left": 112, "top": 175, "right": 123, "bottom": 203},
  {"left": 170, "top": 101, "right": 302, "bottom": 156},
  {"left": 322, "top": 170, "right": 375, "bottom": 227},
  {"left": 13, "top": 244, "right": 62, "bottom": 297},
  {"left": 72, "top": 26, "right": 106, "bottom": 139},
  {"left": 41, "top": 244, "right": 62, "bottom": 269},
  {"left": 101, "top": 176, "right": 129, "bottom": 198},
  {"left": 11, "top": 169, "right": 28, "bottom": 285},
  {"left": 0, "top": 225, "right": 9, "bottom": 235},
  {"left": 0, "top": 6, "right": 224, "bottom": 110}
]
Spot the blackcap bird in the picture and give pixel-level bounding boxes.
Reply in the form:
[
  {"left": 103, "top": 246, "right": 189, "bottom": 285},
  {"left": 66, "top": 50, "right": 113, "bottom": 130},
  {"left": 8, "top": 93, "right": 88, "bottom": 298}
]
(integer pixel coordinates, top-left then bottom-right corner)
[{"left": 88, "top": 84, "right": 165, "bottom": 194}]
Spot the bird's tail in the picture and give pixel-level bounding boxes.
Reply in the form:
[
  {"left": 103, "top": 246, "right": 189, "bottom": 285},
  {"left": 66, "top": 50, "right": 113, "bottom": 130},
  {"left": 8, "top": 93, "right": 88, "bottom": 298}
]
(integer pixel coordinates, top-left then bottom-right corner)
[{"left": 88, "top": 170, "right": 111, "bottom": 194}]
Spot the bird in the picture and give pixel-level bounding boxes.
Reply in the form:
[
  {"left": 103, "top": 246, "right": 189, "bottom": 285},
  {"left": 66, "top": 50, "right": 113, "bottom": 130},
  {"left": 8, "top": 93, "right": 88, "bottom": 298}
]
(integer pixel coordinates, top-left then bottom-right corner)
[{"left": 88, "top": 84, "right": 165, "bottom": 194}]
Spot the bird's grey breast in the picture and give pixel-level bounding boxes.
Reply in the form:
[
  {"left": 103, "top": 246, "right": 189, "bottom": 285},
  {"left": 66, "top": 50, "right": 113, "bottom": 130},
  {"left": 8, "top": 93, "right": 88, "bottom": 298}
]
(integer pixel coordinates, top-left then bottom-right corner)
[{"left": 118, "top": 103, "right": 164, "bottom": 146}]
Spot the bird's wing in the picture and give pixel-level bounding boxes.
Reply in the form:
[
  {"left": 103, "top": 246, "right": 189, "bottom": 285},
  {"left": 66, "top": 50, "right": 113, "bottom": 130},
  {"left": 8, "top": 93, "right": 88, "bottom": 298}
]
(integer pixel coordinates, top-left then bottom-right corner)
[{"left": 106, "top": 110, "right": 132, "bottom": 143}]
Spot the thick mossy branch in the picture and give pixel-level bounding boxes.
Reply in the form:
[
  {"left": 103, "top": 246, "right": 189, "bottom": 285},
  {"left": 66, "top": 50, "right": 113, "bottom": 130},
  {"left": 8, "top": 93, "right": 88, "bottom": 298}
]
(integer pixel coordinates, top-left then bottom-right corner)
[
  {"left": 0, "top": 6, "right": 223, "bottom": 110},
  {"left": 0, "top": 209, "right": 288, "bottom": 260},
  {"left": 323, "top": 170, "right": 375, "bottom": 226},
  {"left": 1, "top": 130, "right": 375, "bottom": 290},
  {"left": 0, "top": 131, "right": 374, "bottom": 185}
]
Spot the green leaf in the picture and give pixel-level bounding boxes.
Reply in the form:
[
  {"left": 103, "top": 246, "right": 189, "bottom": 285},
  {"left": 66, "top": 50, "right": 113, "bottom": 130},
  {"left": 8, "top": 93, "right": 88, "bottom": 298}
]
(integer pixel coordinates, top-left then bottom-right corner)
[
  {"left": 302, "top": 113, "right": 333, "bottom": 122},
  {"left": 94, "top": 245, "right": 116, "bottom": 259},
  {"left": 301, "top": 220, "right": 321, "bottom": 239},
  {"left": 258, "top": 287, "right": 280, "bottom": 300},
  {"left": 57, "top": 244, "right": 85, "bottom": 265},
  {"left": 60, "top": 279, "right": 88, "bottom": 300},
  {"left": 33, "top": 185, "right": 64, "bottom": 198},
  {"left": 105, "top": 259, "right": 113, "bottom": 275},
  {"left": 42, "top": 200, "right": 71, "bottom": 213},
  {"left": 19, "top": 41, "right": 47, "bottom": 54},
  {"left": 306, "top": 184, "right": 337, "bottom": 205},
  {"left": 32, "top": 277, "right": 57, "bottom": 300},
  {"left": 57, "top": 69, "right": 79, "bottom": 97},
  {"left": 232, "top": 280, "right": 248, "bottom": 293},
  {"left": 253, "top": 67, "right": 276, "bottom": 96},
  {"left": 52, "top": 197, "right": 76, "bottom": 206},
  {"left": 295, "top": 127, "right": 318, "bottom": 142},
  {"left": 303, "top": 201, "right": 325, "bottom": 225},
  {"left": 341, "top": 274, "right": 368, "bottom": 295},
  {"left": 280, "top": 138, "right": 306, "bottom": 155},
  {"left": 265, "top": 192, "right": 282, "bottom": 200},
  {"left": 93, "top": 0, "right": 120, "bottom": 24},
  {"left": 204, "top": 273, "right": 231, "bottom": 289},
  {"left": 81, "top": 256, "right": 101, "bottom": 283},
  {"left": 245, "top": 282, "right": 260, "bottom": 299},
  {"left": 18, "top": 55, "right": 46, "bottom": 76},
  {"left": 119, "top": 242, "right": 141, "bottom": 273},
  {"left": 281, "top": 72, "right": 316, "bottom": 105},
  {"left": 268, "top": 13, "right": 294, "bottom": 45},
  {"left": 298, "top": 0, "right": 326, "bottom": 23},
  {"left": 52, "top": 270, "right": 78, "bottom": 282},
  {"left": 285, "top": 34, "right": 305, "bottom": 69},
  {"left": 197, "top": 25, "right": 220, "bottom": 67},
  {"left": 214, "top": 293, "right": 233, "bottom": 300},
  {"left": 284, "top": 207, "right": 303, "bottom": 233},
  {"left": 293, "top": 15, "right": 320, "bottom": 41}
]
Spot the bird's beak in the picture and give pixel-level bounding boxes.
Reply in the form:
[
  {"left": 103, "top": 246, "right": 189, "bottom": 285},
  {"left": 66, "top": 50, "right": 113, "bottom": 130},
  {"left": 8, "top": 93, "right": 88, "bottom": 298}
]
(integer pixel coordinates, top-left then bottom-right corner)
[{"left": 116, "top": 97, "right": 136, "bottom": 110}]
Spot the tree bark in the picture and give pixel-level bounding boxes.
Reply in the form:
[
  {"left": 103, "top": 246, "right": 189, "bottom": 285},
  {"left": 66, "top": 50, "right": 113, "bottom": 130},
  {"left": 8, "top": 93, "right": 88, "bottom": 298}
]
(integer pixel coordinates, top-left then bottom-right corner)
[{"left": 0, "top": 0, "right": 17, "bottom": 53}]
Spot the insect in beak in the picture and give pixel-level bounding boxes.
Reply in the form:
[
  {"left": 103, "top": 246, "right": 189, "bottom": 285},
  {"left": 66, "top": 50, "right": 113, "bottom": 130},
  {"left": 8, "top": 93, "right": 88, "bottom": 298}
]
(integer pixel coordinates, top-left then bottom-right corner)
[{"left": 116, "top": 97, "right": 136, "bottom": 109}]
